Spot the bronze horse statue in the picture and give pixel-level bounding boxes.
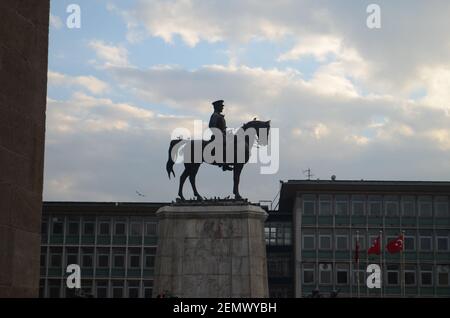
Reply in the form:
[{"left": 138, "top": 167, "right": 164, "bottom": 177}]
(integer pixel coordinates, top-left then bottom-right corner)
[{"left": 166, "top": 119, "right": 271, "bottom": 200}]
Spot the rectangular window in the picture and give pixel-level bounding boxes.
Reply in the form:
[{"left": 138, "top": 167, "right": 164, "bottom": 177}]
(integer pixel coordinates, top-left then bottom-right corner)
[
  {"left": 113, "top": 255, "right": 125, "bottom": 268},
  {"left": 41, "top": 220, "right": 48, "bottom": 236},
  {"left": 336, "top": 235, "right": 348, "bottom": 250},
  {"left": 319, "top": 235, "right": 332, "bottom": 250},
  {"left": 336, "top": 264, "right": 349, "bottom": 285},
  {"left": 402, "top": 200, "right": 415, "bottom": 217},
  {"left": 144, "top": 288, "right": 153, "bottom": 298},
  {"left": 319, "top": 263, "right": 332, "bottom": 285},
  {"left": 420, "top": 266, "right": 433, "bottom": 286},
  {"left": 437, "top": 265, "right": 449, "bottom": 286},
  {"left": 405, "top": 268, "right": 416, "bottom": 286},
  {"left": 83, "top": 222, "right": 95, "bottom": 235},
  {"left": 336, "top": 200, "right": 348, "bottom": 216},
  {"left": 130, "top": 223, "right": 142, "bottom": 236},
  {"left": 302, "top": 235, "right": 315, "bottom": 250},
  {"left": 404, "top": 236, "right": 415, "bottom": 251},
  {"left": 419, "top": 201, "right": 432, "bottom": 217},
  {"left": 40, "top": 253, "right": 46, "bottom": 267},
  {"left": 145, "top": 222, "right": 157, "bottom": 236},
  {"left": 369, "top": 202, "right": 382, "bottom": 216},
  {"left": 52, "top": 218, "right": 64, "bottom": 235},
  {"left": 50, "top": 254, "right": 62, "bottom": 267},
  {"left": 96, "top": 281, "right": 108, "bottom": 298},
  {"left": 303, "top": 201, "right": 315, "bottom": 216},
  {"left": 352, "top": 201, "right": 365, "bottom": 216},
  {"left": 99, "top": 222, "right": 110, "bottom": 235},
  {"left": 129, "top": 254, "right": 141, "bottom": 268},
  {"left": 97, "top": 254, "right": 109, "bottom": 268},
  {"left": 112, "top": 281, "right": 124, "bottom": 298},
  {"left": 68, "top": 222, "right": 79, "bottom": 235},
  {"left": 435, "top": 202, "right": 449, "bottom": 217},
  {"left": 145, "top": 255, "right": 155, "bottom": 268},
  {"left": 437, "top": 236, "right": 449, "bottom": 251},
  {"left": 128, "top": 281, "right": 140, "bottom": 298},
  {"left": 420, "top": 236, "right": 432, "bottom": 251},
  {"left": 115, "top": 222, "right": 126, "bottom": 235},
  {"left": 387, "top": 265, "right": 399, "bottom": 286},
  {"left": 82, "top": 254, "right": 93, "bottom": 268},
  {"left": 303, "top": 264, "right": 315, "bottom": 284},
  {"left": 385, "top": 202, "right": 399, "bottom": 217},
  {"left": 66, "top": 254, "right": 78, "bottom": 266},
  {"left": 319, "top": 199, "right": 332, "bottom": 216}
]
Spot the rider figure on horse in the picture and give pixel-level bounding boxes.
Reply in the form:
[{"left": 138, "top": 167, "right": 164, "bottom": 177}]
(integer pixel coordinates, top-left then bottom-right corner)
[{"left": 209, "top": 100, "right": 233, "bottom": 171}]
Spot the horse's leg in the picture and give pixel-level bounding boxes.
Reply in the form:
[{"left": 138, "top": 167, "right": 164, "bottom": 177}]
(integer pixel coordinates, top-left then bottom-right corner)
[
  {"left": 189, "top": 163, "right": 203, "bottom": 200},
  {"left": 178, "top": 164, "right": 190, "bottom": 200},
  {"left": 233, "top": 164, "right": 244, "bottom": 199}
]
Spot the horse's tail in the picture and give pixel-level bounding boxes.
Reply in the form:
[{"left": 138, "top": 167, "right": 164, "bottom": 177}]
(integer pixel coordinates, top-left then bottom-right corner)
[{"left": 166, "top": 139, "right": 186, "bottom": 179}]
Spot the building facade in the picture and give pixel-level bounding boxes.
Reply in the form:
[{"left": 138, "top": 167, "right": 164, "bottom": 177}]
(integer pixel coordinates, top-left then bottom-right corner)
[
  {"left": 40, "top": 202, "right": 163, "bottom": 298},
  {"left": 278, "top": 180, "right": 450, "bottom": 298}
]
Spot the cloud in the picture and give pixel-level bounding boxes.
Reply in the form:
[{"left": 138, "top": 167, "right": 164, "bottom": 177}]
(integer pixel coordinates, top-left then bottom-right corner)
[
  {"left": 48, "top": 71, "right": 110, "bottom": 95},
  {"left": 88, "top": 40, "right": 130, "bottom": 67}
]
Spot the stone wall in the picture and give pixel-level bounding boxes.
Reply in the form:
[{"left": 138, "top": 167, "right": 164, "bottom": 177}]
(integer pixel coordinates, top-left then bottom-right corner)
[{"left": 0, "top": 0, "right": 50, "bottom": 297}]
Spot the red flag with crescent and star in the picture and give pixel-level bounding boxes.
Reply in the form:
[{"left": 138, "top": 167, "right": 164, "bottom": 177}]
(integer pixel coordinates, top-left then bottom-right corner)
[
  {"left": 368, "top": 235, "right": 381, "bottom": 255},
  {"left": 386, "top": 233, "right": 404, "bottom": 254}
]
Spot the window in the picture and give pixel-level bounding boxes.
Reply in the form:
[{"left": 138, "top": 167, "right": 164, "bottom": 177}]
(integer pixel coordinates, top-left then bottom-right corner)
[
  {"left": 68, "top": 222, "right": 79, "bottom": 235},
  {"left": 52, "top": 218, "right": 63, "bottom": 235},
  {"left": 145, "top": 222, "right": 157, "bottom": 236},
  {"left": 82, "top": 249, "right": 93, "bottom": 267},
  {"left": 336, "top": 235, "right": 348, "bottom": 250},
  {"left": 144, "top": 281, "right": 153, "bottom": 298},
  {"left": 437, "top": 236, "right": 449, "bottom": 251},
  {"left": 319, "top": 197, "right": 332, "bottom": 216},
  {"left": 99, "top": 222, "right": 110, "bottom": 235},
  {"left": 97, "top": 254, "right": 109, "bottom": 268},
  {"left": 40, "top": 253, "right": 46, "bottom": 267},
  {"left": 48, "top": 280, "right": 61, "bottom": 298},
  {"left": 405, "top": 267, "right": 416, "bottom": 286},
  {"left": 50, "top": 253, "right": 62, "bottom": 267},
  {"left": 265, "top": 223, "right": 292, "bottom": 246},
  {"left": 303, "top": 201, "right": 315, "bottom": 215},
  {"left": 435, "top": 202, "right": 449, "bottom": 217},
  {"left": 128, "top": 281, "right": 140, "bottom": 298},
  {"left": 129, "top": 254, "right": 141, "bottom": 268},
  {"left": 387, "top": 265, "right": 399, "bottom": 285},
  {"left": 385, "top": 202, "right": 399, "bottom": 217},
  {"left": 437, "top": 265, "right": 449, "bottom": 286},
  {"left": 420, "top": 265, "right": 433, "bottom": 286},
  {"left": 419, "top": 201, "right": 432, "bottom": 217},
  {"left": 83, "top": 222, "right": 95, "bottom": 235},
  {"left": 112, "top": 281, "right": 124, "bottom": 298},
  {"left": 404, "top": 236, "right": 415, "bottom": 251},
  {"left": 115, "top": 222, "right": 126, "bottom": 235},
  {"left": 336, "top": 198, "right": 348, "bottom": 216},
  {"left": 319, "top": 263, "right": 332, "bottom": 285},
  {"left": 268, "top": 257, "right": 290, "bottom": 277},
  {"left": 352, "top": 201, "right": 365, "bottom": 216},
  {"left": 113, "top": 255, "right": 125, "bottom": 268},
  {"left": 319, "top": 235, "right": 332, "bottom": 250},
  {"left": 402, "top": 200, "right": 415, "bottom": 217},
  {"left": 96, "top": 281, "right": 108, "bottom": 298},
  {"left": 420, "top": 236, "right": 432, "bottom": 251},
  {"left": 336, "top": 264, "right": 349, "bottom": 285},
  {"left": 302, "top": 235, "right": 315, "bottom": 250},
  {"left": 41, "top": 220, "right": 48, "bottom": 236},
  {"left": 130, "top": 223, "right": 142, "bottom": 236},
  {"left": 145, "top": 255, "right": 155, "bottom": 268},
  {"left": 66, "top": 250, "right": 78, "bottom": 266},
  {"left": 369, "top": 201, "right": 382, "bottom": 216},
  {"left": 303, "top": 264, "right": 315, "bottom": 284}
]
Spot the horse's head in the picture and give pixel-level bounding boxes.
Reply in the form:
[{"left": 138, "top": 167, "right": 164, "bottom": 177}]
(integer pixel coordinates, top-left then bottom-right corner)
[{"left": 242, "top": 119, "right": 271, "bottom": 146}]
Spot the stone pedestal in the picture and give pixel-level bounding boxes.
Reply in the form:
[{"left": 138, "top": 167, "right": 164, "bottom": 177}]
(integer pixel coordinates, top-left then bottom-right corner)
[{"left": 152, "top": 204, "right": 269, "bottom": 298}]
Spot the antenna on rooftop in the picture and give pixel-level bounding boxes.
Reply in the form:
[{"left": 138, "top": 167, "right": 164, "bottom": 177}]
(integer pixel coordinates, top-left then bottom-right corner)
[{"left": 303, "top": 168, "right": 314, "bottom": 180}]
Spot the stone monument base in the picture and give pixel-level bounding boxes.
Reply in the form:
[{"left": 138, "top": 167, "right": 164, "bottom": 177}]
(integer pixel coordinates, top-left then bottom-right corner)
[{"left": 152, "top": 203, "right": 269, "bottom": 298}]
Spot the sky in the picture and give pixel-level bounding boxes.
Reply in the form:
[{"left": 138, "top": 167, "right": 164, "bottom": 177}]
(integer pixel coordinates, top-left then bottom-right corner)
[{"left": 44, "top": 0, "right": 450, "bottom": 204}]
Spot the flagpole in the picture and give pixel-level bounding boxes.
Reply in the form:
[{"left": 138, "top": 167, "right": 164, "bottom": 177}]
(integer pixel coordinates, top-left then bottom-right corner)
[
  {"left": 401, "top": 230, "right": 405, "bottom": 298},
  {"left": 357, "top": 230, "right": 360, "bottom": 298},
  {"left": 379, "top": 230, "right": 383, "bottom": 298}
]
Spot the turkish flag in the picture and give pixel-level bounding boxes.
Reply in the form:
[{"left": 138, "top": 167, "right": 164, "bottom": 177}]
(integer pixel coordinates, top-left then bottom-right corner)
[
  {"left": 386, "top": 234, "right": 404, "bottom": 254},
  {"left": 368, "top": 236, "right": 381, "bottom": 255}
]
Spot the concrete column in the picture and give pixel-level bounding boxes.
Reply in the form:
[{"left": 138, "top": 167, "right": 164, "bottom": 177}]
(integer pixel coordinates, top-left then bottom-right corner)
[
  {"left": 0, "top": 0, "right": 50, "bottom": 297},
  {"left": 152, "top": 204, "right": 269, "bottom": 298}
]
